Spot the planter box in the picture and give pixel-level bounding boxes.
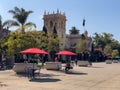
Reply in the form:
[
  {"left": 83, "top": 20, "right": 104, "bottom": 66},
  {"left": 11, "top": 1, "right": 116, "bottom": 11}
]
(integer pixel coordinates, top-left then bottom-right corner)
[
  {"left": 13, "top": 63, "right": 39, "bottom": 73},
  {"left": 105, "top": 60, "right": 112, "bottom": 64},
  {"left": 113, "top": 60, "right": 119, "bottom": 63},
  {"left": 45, "top": 62, "right": 62, "bottom": 70},
  {"left": 77, "top": 60, "right": 91, "bottom": 67}
]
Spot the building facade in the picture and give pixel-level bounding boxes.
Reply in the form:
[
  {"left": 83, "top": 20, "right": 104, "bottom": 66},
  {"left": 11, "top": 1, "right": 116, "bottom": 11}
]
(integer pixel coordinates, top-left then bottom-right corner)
[
  {"left": 43, "top": 9, "right": 66, "bottom": 49},
  {"left": 43, "top": 10, "right": 92, "bottom": 51}
]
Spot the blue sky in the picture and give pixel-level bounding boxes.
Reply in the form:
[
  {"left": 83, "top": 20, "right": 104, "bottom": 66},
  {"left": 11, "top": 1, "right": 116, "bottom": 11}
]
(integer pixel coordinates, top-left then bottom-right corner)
[{"left": 0, "top": 0, "right": 120, "bottom": 42}]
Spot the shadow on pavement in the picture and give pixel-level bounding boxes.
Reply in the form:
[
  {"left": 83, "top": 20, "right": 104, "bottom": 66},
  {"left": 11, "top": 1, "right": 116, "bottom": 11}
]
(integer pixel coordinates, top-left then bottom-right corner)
[
  {"left": 29, "top": 78, "right": 61, "bottom": 82},
  {"left": 12, "top": 72, "right": 62, "bottom": 78},
  {"left": 66, "top": 71, "right": 88, "bottom": 75},
  {"left": 40, "top": 73, "right": 61, "bottom": 77},
  {"left": 51, "top": 69, "right": 88, "bottom": 75},
  {"left": 88, "top": 66, "right": 104, "bottom": 68}
]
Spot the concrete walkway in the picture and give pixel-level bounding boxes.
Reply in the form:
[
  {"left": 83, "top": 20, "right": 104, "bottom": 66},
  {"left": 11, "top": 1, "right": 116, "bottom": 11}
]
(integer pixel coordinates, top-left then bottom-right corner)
[{"left": 0, "top": 62, "right": 120, "bottom": 90}]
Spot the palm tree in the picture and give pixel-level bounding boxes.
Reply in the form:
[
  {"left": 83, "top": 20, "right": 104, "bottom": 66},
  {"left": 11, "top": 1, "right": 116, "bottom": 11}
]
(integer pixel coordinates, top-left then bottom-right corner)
[
  {"left": 4, "top": 7, "right": 36, "bottom": 33},
  {"left": 69, "top": 26, "right": 79, "bottom": 35}
]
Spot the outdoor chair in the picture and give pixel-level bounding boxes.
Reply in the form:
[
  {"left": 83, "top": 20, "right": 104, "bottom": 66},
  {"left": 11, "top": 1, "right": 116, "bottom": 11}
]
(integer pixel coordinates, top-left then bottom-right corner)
[{"left": 24, "top": 66, "right": 33, "bottom": 78}]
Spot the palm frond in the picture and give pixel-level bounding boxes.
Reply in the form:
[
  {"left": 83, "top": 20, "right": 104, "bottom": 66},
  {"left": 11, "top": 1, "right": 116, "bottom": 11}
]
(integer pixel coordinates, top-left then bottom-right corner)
[
  {"left": 8, "top": 10, "right": 16, "bottom": 15},
  {"left": 9, "top": 7, "right": 20, "bottom": 15},
  {"left": 25, "top": 22, "right": 36, "bottom": 28},
  {"left": 14, "top": 7, "right": 21, "bottom": 13},
  {"left": 27, "top": 11, "right": 33, "bottom": 14},
  {"left": 3, "top": 20, "right": 19, "bottom": 29}
]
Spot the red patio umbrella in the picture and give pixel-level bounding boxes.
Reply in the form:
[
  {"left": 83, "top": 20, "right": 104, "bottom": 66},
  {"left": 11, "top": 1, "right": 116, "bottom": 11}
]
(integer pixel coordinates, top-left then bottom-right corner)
[
  {"left": 56, "top": 50, "right": 76, "bottom": 56},
  {"left": 19, "top": 48, "right": 48, "bottom": 78},
  {"left": 20, "top": 48, "right": 48, "bottom": 54}
]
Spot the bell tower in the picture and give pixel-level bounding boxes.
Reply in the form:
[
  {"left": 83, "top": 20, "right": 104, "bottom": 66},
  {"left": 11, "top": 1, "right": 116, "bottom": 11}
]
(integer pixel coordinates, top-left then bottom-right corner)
[{"left": 43, "top": 9, "right": 66, "bottom": 49}]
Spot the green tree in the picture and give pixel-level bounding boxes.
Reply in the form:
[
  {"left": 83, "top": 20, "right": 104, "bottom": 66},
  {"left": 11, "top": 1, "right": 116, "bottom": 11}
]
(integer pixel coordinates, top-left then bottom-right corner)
[
  {"left": 93, "top": 33, "right": 120, "bottom": 54},
  {"left": 4, "top": 7, "right": 36, "bottom": 33},
  {"left": 104, "top": 44, "right": 112, "bottom": 56},
  {"left": 69, "top": 26, "right": 79, "bottom": 35},
  {"left": 92, "top": 32, "right": 120, "bottom": 50},
  {"left": 47, "top": 33, "right": 60, "bottom": 60},
  {"left": 4, "top": 30, "right": 60, "bottom": 59},
  {"left": 76, "top": 39, "right": 87, "bottom": 53},
  {"left": 36, "top": 31, "right": 48, "bottom": 50},
  {"left": 5, "top": 30, "right": 41, "bottom": 58},
  {"left": 42, "top": 25, "right": 47, "bottom": 35},
  {"left": 47, "top": 33, "right": 60, "bottom": 52},
  {"left": 110, "top": 40, "right": 120, "bottom": 50},
  {"left": 0, "top": 37, "right": 8, "bottom": 53},
  {"left": 112, "top": 49, "right": 119, "bottom": 58},
  {"left": 93, "top": 33, "right": 104, "bottom": 49},
  {"left": 53, "top": 26, "right": 58, "bottom": 38}
]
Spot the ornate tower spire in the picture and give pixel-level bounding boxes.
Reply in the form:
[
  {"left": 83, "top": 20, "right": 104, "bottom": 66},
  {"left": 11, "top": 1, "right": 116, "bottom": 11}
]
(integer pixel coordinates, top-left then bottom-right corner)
[{"left": 44, "top": 10, "right": 46, "bottom": 15}]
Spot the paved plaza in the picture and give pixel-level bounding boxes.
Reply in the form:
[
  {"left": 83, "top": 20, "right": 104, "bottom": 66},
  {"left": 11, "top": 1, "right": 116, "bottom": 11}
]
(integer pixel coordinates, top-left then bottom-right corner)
[{"left": 0, "top": 62, "right": 120, "bottom": 90}]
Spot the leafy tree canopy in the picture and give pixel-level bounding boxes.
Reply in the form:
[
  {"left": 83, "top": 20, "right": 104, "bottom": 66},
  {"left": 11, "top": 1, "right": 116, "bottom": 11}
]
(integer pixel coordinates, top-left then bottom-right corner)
[
  {"left": 112, "top": 49, "right": 119, "bottom": 58},
  {"left": 76, "top": 39, "right": 87, "bottom": 53},
  {"left": 69, "top": 26, "right": 79, "bottom": 35},
  {"left": 92, "top": 32, "right": 120, "bottom": 50},
  {"left": 104, "top": 44, "right": 112, "bottom": 56}
]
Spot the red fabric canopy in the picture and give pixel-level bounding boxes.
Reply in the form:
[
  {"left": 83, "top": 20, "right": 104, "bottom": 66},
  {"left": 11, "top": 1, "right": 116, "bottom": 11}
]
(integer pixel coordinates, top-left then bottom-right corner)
[
  {"left": 56, "top": 50, "right": 76, "bottom": 55},
  {"left": 20, "top": 48, "right": 48, "bottom": 54}
]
